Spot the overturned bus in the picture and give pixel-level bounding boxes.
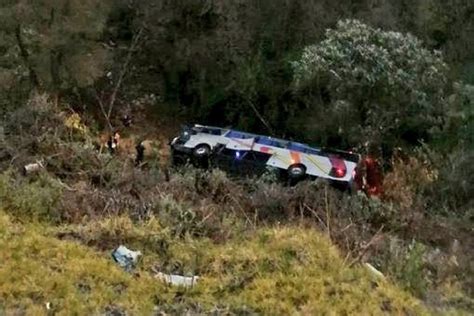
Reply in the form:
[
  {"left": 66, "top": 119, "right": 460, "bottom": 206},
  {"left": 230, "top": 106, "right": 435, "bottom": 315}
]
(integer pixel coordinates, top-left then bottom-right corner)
[{"left": 170, "top": 124, "right": 382, "bottom": 194}]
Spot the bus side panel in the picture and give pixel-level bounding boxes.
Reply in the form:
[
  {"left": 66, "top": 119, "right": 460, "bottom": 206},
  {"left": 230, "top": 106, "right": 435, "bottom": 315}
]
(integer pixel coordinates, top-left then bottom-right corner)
[
  {"left": 184, "top": 134, "right": 227, "bottom": 149},
  {"left": 302, "top": 154, "right": 332, "bottom": 178}
]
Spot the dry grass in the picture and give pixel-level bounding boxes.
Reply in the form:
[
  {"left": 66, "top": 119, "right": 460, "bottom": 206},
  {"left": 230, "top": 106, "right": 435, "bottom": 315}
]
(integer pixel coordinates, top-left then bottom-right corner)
[
  {"left": 0, "top": 212, "right": 165, "bottom": 315},
  {"left": 0, "top": 210, "right": 430, "bottom": 315}
]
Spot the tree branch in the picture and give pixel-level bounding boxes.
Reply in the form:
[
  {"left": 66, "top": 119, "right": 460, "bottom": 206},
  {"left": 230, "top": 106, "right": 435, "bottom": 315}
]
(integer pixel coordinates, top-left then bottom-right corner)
[
  {"left": 106, "top": 26, "right": 144, "bottom": 122},
  {"left": 95, "top": 92, "right": 114, "bottom": 131},
  {"left": 15, "top": 25, "right": 40, "bottom": 89},
  {"left": 245, "top": 97, "right": 274, "bottom": 135}
]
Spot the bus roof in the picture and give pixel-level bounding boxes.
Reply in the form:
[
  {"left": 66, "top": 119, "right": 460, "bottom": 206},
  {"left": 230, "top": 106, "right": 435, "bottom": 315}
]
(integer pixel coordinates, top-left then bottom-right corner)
[{"left": 191, "top": 124, "right": 359, "bottom": 162}]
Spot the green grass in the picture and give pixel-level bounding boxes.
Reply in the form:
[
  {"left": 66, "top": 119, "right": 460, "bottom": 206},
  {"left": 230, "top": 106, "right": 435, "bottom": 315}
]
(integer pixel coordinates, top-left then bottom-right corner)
[
  {"left": 0, "top": 212, "right": 166, "bottom": 315},
  {"left": 0, "top": 211, "right": 429, "bottom": 314}
]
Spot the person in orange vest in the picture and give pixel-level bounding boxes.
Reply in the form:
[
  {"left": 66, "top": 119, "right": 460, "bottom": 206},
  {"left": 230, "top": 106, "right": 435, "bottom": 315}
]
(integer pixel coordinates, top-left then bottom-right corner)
[{"left": 107, "top": 131, "right": 121, "bottom": 154}]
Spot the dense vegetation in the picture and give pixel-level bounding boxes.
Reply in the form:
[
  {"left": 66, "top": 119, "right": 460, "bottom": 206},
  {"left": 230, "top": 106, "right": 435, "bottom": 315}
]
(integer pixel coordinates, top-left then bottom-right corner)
[{"left": 0, "top": 0, "right": 473, "bottom": 314}]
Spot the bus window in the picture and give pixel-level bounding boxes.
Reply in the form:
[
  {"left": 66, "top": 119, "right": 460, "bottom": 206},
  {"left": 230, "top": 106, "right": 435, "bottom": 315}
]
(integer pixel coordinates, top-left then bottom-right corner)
[
  {"left": 271, "top": 140, "right": 286, "bottom": 148},
  {"left": 213, "top": 129, "right": 224, "bottom": 135},
  {"left": 288, "top": 142, "right": 307, "bottom": 152},
  {"left": 305, "top": 148, "right": 321, "bottom": 155},
  {"left": 256, "top": 137, "right": 273, "bottom": 146}
]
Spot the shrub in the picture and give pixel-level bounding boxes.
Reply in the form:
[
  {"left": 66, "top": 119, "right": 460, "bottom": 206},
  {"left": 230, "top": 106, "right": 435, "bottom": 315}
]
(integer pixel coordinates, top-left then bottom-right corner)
[
  {"left": 434, "top": 149, "right": 474, "bottom": 212},
  {"left": 443, "top": 83, "right": 474, "bottom": 148},
  {"left": 156, "top": 195, "right": 199, "bottom": 238},
  {"left": 385, "top": 239, "right": 429, "bottom": 298},
  {"left": 0, "top": 170, "right": 63, "bottom": 222},
  {"left": 385, "top": 154, "right": 437, "bottom": 198},
  {"left": 430, "top": 83, "right": 474, "bottom": 212},
  {"left": 249, "top": 182, "right": 292, "bottom": 221}
]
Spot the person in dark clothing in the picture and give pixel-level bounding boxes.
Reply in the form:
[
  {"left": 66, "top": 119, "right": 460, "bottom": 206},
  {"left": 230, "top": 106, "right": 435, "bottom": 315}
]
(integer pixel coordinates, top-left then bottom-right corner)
[
  {"left": 122, "top": 114, "right": 132, "bottom": 127},
  {"left": 135, "top": 141, "right": 145, "bottom": 166}
]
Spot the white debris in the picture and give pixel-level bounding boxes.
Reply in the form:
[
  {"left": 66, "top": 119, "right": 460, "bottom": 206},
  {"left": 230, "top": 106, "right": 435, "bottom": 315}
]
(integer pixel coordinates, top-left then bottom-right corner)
[
  {"left": 155, "top": 272, "right": 200, "bottom": 288},
  {"left": 365, "top": 262, "right": 385, "bottom": 279},
  {"left": 23, "top": 161, "right": 44, "bottom": 175},
  {"left": 112, "top": 245, "right": 142, "bottom": 271}
]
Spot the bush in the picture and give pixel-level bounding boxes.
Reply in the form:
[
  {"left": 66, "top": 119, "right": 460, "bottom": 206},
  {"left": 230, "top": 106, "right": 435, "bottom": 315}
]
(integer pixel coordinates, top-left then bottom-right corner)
[
  {"left": 385, "top": 240, "right": 428, "bottom": 298},
  {"left": 434, "top": 149, "right": 474, "bottom": 212},
  {"left": 382, "top": 154, "right": 437, "bottom": 223},
  {"left": 156, "top": 195, "right": 199, "bottom": 238},
  {"left": 0, "top": 170, "right": 63, "bottom": 222},
  {"left": 443, "top": 83, "right": 474, "bottom": 148},
  {"left": 432, "top": 83, "right": 474, "bottom": 211}
]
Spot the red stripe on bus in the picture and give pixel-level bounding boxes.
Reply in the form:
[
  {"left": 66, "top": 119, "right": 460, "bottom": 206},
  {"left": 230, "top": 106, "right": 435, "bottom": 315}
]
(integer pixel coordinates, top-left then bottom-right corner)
[{"left": 329, "top": 155, "right": 347, "bottom": 177}]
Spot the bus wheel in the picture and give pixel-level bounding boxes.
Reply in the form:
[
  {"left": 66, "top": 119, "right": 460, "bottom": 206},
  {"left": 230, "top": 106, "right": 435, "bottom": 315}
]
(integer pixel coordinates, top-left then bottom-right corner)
[
  {"left": 193, "top": 144, "right": 211, "bottom": 158},
  {"left": 193, "top": 144, "right": 211, "bottom": 168},
  {"left": 287, "top": 164, "right": 306, "bottom": 184}
]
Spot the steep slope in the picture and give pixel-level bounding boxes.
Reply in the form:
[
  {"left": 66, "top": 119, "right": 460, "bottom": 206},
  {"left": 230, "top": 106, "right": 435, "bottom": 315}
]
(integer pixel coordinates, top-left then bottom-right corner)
[{"left": 0, "top": 211, "right": 427, "bottom": 314}]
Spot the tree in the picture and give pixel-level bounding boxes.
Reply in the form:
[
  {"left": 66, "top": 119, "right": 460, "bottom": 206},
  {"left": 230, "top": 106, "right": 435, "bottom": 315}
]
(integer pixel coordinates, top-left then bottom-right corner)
[
  {"left": 125, "top": 0, "right": 350, "bottom": 133},
  {"left": 292, "top": 19, "right": 450, "bottom": 149},
  {"left": 0, "top": 0, "right": 112, "bottom": 100},
  {"left": 0, "top": 3, "right": 31, "bottom": 114}
]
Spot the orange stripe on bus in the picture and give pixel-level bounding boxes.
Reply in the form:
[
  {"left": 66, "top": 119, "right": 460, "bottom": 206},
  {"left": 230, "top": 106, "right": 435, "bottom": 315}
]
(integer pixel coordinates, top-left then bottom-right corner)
[{"left": 290, "top": 151, "right": 301, "bottom": 164}]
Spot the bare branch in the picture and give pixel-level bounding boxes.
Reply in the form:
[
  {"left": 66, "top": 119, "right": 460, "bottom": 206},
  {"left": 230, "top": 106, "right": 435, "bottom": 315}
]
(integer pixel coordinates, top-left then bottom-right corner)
[
  {"left": 245, "top": 97, "right": 274, "bottom": 135},
  {"left": 95, "top": 92, "right": 113, "bottom": 131},
  {"left": 349, "top": 225, "right": 384, "bottom": 267},
  {"left": 106, "top": 26, "right": 144, "bottom": 121}
]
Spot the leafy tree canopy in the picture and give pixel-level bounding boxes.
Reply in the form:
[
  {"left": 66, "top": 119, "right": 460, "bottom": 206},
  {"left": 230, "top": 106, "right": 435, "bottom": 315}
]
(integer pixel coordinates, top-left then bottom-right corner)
[
  {"left": 292, "top": 19, "right": 450, "bottom": 149},
  {"left": 0, "top": 0, "right": 112, "bottom": 94}
]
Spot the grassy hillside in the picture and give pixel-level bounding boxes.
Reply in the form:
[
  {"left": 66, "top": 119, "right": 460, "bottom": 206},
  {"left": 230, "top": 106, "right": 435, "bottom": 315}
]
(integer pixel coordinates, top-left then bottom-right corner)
[
  {"left": 0, "top": 96, "right": 472, "bottom": 314},
  {"left": 0, "top": 210, "right": 427, "bottom": 315}
]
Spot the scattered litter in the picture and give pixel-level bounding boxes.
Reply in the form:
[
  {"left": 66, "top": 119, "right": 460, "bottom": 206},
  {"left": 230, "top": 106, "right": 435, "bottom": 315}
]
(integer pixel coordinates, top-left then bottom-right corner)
[
  {"left": 45, "top": 302, "right": 51, "bottom": 310},
  {"left": 112, "top": 245, "right": 142, "bottom": 271},
  {"left": 365, "top": 262, "right": 385, "bottom": 279},
  {"left": 155, "top": 272, "right": 200, "bottom": 288}
]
